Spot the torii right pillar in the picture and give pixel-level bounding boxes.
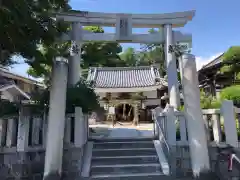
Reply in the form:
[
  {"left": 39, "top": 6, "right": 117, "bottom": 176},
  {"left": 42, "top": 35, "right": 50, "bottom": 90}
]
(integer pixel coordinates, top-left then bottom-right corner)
[
  {"left": 164, "top": 24, "right": 180, "bottom": 109},
  {"left": 180, "top": 54, "right": 210, "bottom": 176}
]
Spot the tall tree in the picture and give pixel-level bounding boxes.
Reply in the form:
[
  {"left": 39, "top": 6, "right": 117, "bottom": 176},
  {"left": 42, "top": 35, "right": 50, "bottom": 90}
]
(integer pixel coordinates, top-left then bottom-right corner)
[
  {"left": 81, "top": 26, "right": 123, "bottom": 69},
  {"left": 221, "top": 46, "right": 240, "bottom": 83},
  {"left": 0, "top": 0, "right": 71, "bottom": 66},
  {"left": 120, "top": 47, "right": 138, "bottom": 66},
  {"left": 140, "top": 29, "right": 165, "bottom": 75},
  {"left": 27, "top": 26, "right": 123, "bottom": 83},
  {"left": 140, "top": 28, "right": 190, "bottom": 78}
]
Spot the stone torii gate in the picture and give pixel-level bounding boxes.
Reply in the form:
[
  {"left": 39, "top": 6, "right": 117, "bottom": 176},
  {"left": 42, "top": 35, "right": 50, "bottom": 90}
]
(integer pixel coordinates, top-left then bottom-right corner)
[{"left": 43, "top": 10, "right": 211, "bottom": 179}]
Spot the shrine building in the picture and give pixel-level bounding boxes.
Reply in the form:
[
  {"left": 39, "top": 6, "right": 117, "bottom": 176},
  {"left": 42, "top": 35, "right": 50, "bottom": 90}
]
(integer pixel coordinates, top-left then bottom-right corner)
[{"left": 87, "top": 66, "right": 171, "bottom": 124}]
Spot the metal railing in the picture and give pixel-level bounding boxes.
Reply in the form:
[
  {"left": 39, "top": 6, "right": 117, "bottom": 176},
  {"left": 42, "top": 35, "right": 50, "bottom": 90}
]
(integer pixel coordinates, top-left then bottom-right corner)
[{"left": 152, "top": 109, "right": 170, "bottom": 160}]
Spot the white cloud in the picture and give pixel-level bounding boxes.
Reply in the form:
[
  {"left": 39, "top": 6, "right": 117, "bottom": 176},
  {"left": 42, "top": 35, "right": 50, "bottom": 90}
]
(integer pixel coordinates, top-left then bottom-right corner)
[{"left": 195, "top": 52, "right": 223, "bottom": 71}]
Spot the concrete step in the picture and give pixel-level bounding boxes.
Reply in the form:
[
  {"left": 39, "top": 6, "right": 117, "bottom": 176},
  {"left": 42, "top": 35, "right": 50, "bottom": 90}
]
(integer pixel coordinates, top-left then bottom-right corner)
[
  {"left": 91, "top": 163, "right": 162, "bottom": 176},
  {"left": 91, "top": 137, "right": 155, "bottom": 142},
  {"left": 93, "top": 141, "right": 155, "bottom": 149},
  {"left": 91, "top": 155, "right": 159, "bottom": 166},
  {"left": 90, "top": 172, "right": 166, "bottom": 180},
  {"left": 92, "top": 148, "right": 156, "bottom": 157}
]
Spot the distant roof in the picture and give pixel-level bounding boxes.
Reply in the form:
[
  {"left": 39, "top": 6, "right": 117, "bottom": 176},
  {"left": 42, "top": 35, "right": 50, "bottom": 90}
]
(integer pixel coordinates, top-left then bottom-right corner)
[
  {"left": 87, "top": 66, "right": 167, "bottom": 89},
  {"left": 0, "top": 67, "right": 44, "bottom": 87},
  {"left": 200, "top": 53, "right": 224, "bottom": 70},
  {"left": 0, "top": 83, "right": 31, "bottom": 100}
]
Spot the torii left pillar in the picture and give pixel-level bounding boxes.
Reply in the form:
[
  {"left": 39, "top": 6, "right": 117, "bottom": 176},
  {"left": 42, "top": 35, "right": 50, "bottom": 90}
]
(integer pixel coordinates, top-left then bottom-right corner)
[{"left": 44, "top": 57, "right": 68, "bottom": 179}]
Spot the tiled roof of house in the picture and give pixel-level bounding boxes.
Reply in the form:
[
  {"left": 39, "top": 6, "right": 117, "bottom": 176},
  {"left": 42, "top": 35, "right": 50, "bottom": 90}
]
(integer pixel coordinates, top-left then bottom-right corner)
[
  {"left": 0, "top": 75, "right": 30, "bottom": 99},
  {"left": 0, "top": 75, "right": 14, "bottom": 88},
  {"left": 0, "top": 67, "right": 44, "bottom": 87},
  {"left": 200, "top": 53, "right": 224, "bottom": 70},
  {"left": 87, "top": 66, "right": 167, "bottom": 88},
  {"left": 0, "top": 83, "right": 13, "bottom": 89}
]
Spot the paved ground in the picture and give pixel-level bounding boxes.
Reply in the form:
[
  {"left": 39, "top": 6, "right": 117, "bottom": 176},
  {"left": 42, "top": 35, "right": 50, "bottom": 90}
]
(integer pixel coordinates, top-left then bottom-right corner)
[{"left": 89, "top": 123, "right": 155, "bottom": 139}]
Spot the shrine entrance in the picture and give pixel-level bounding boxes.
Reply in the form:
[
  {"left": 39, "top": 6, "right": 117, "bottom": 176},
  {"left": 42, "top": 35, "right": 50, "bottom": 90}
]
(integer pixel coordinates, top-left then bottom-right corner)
[
  {"left": 43, "top": 9, "right": 196, "bottom": 178},
  {"left": 115, "top": 104, "right": 134, "bottom": 122}
]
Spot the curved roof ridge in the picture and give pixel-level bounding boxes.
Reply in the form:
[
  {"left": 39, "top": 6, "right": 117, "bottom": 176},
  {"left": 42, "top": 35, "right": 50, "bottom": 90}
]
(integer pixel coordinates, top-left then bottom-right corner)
[
  {"left": 87, "top": 65, "right": 166, "bottom": 89},
  {"left": 89, "top": 65, "right": 160, "bottom": 71}
]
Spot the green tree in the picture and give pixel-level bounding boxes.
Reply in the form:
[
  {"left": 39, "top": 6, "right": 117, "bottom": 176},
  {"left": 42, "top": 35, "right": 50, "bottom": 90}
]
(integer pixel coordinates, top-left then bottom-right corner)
[
  {"left": 81, "top": 26, "right": 123, "bottom": 69},
  {"left": 221, "top": 46, "right": 240, "bottom": 83},
  {"left": 120, "top": 47, "right": 138, "bottom": 66},
  {"left": 200, "top": 91, "right": 221, "bottom": 109},
  {"left": 140, "top": 28, "right": 165, "bottom": 75},
  {"left": 27, "top": 26, "right": 123, "bottom": 83},
  {"left": 180, "top": 90, "right": 221, "bottom": 111},
  {"left": 0, "top": 0, "right": 71, "bottom": 66},
  {"left": 32, "top": 78, "right": 100, "bottom": 113},
  {"left": 220, "top": 85, "right": 240, "bottom": 106}
]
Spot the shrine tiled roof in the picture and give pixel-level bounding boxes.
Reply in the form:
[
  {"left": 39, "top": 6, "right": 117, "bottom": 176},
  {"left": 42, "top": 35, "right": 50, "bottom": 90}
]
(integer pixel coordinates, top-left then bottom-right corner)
[
  {"left": 200, "top": 53, "right": 224, "bottom": 70},
  {"left": 87, "top": 66, "right": 167, "bottom": 88}
]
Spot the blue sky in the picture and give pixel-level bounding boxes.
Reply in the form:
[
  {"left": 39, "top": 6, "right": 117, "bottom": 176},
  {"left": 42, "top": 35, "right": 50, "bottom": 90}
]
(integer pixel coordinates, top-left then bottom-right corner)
[{"left": 11, "top": 0, "right": 240, "bottom": 78}]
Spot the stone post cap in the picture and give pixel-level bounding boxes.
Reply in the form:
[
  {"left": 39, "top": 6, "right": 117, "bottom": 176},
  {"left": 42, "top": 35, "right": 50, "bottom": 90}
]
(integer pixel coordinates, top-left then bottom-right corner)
[
  {"left": 182, "top": 53, "right": 195, "bottom": 60},
  {"left": 163, "top": 104, "right": 174, "bottom": 112},
  {"left": 55, "top": 56, "right": 68, "bottom": 63}
]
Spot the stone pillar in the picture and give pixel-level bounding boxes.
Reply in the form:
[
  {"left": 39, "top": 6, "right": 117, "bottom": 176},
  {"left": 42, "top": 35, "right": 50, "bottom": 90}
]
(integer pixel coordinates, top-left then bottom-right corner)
[
  {"left": 221, "top": 100, "right": 238, "bottom": 147},
  {"left": 64, "top": 116, "right": 71, "bottom": 145},
  {"left": 42, "top": 109, "right": 48, "bottom": 148},
  {"left": 74, "top": 107, "right": 85, "bottom": 147},
  {"left": 44, "top": 57, "right": 68, "bottom": 179},
  {"left": 180, "top": 54, "right": 210, "bottom": 175},
  {"left": 212, "top": 113, "right": 222, "bottom": 143},
  {"left": 215, "top": 86, "right": 221, "bottom": 99},
  {"left": 6, "top": 118, "right": 17, "bottom": 147},
  {"left": 17, "top": 106, "right": 30, "bottom": 152},
  {"left": 31, "top": 116, "right": 41, "bottom": 145},
  {"left": 0, "top": 118, "right": 7, "bottom": 146},
  {"left": 164, "top": 105, "right": 177, "bottom": 176},
  {"left": 164, "top": 24, "right": 180, "bottom": 109},
  {"left": 68, "top": 22, "right": 81, "bottom": 86}
]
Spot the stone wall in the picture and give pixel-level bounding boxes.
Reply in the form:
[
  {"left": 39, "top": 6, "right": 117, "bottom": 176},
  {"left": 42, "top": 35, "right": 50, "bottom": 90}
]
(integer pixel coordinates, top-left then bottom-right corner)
[
  {"left": 0, "top": 150, "right": 45, "bottom": 179},
  {"left": 0, "top": 147, "right": 84, "bottom": 180},
  {"left": 169, "top": 145, "right": 240, "bottom": 179}
]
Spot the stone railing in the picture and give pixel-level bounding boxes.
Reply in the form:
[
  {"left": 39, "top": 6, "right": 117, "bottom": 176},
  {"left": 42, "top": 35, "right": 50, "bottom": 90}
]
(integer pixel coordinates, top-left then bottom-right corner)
[
  {"left": 154, "top": 106, "right": 240, "bottom": 147},
  {"left": 202, "top": 107, "right": 240, "bottom": 147},
  {"left": 152, "top": 101, "right": 240, "bottom": 178},
  {"left": 0, "top": 108, "right": 89, "bottom": 151},
  {"left": 0, "top": 107, "right": 89, "bottom": 179}
]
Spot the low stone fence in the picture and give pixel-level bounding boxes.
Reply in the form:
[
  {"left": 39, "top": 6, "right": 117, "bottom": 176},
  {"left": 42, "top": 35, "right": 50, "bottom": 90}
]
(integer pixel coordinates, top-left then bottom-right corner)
[
  {"left": 0, "top": 107, "right": 88, "bottom": 179},
  {"left": 153, "top": 101, "right": 240, "bottom": 178}
]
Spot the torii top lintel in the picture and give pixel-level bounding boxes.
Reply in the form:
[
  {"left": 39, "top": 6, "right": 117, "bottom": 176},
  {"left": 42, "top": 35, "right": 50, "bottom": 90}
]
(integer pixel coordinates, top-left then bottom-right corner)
[{"left": 54, "top": 10, "right": 195, "bottom": 28}]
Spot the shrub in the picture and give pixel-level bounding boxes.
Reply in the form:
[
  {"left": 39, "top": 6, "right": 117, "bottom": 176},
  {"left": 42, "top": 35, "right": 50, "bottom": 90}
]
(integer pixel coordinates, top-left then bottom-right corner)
[
  {"left": 32, "top": 78, "right": 100, "bottom": 114},
  {"left": 200, "top": 91, "right": 221, "bottom": 109},
  {"left": 179, "top": 91, "right": 222, "bottom": 111},
  {"left": 220, "top": 85, "right": 240, "bottom": 105}
]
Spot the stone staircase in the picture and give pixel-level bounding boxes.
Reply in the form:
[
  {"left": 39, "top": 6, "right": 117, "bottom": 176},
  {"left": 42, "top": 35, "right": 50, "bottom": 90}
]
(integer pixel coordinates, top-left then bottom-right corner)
[{"left": 89, "top": 139, "right": 167, "bottom": 180}]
